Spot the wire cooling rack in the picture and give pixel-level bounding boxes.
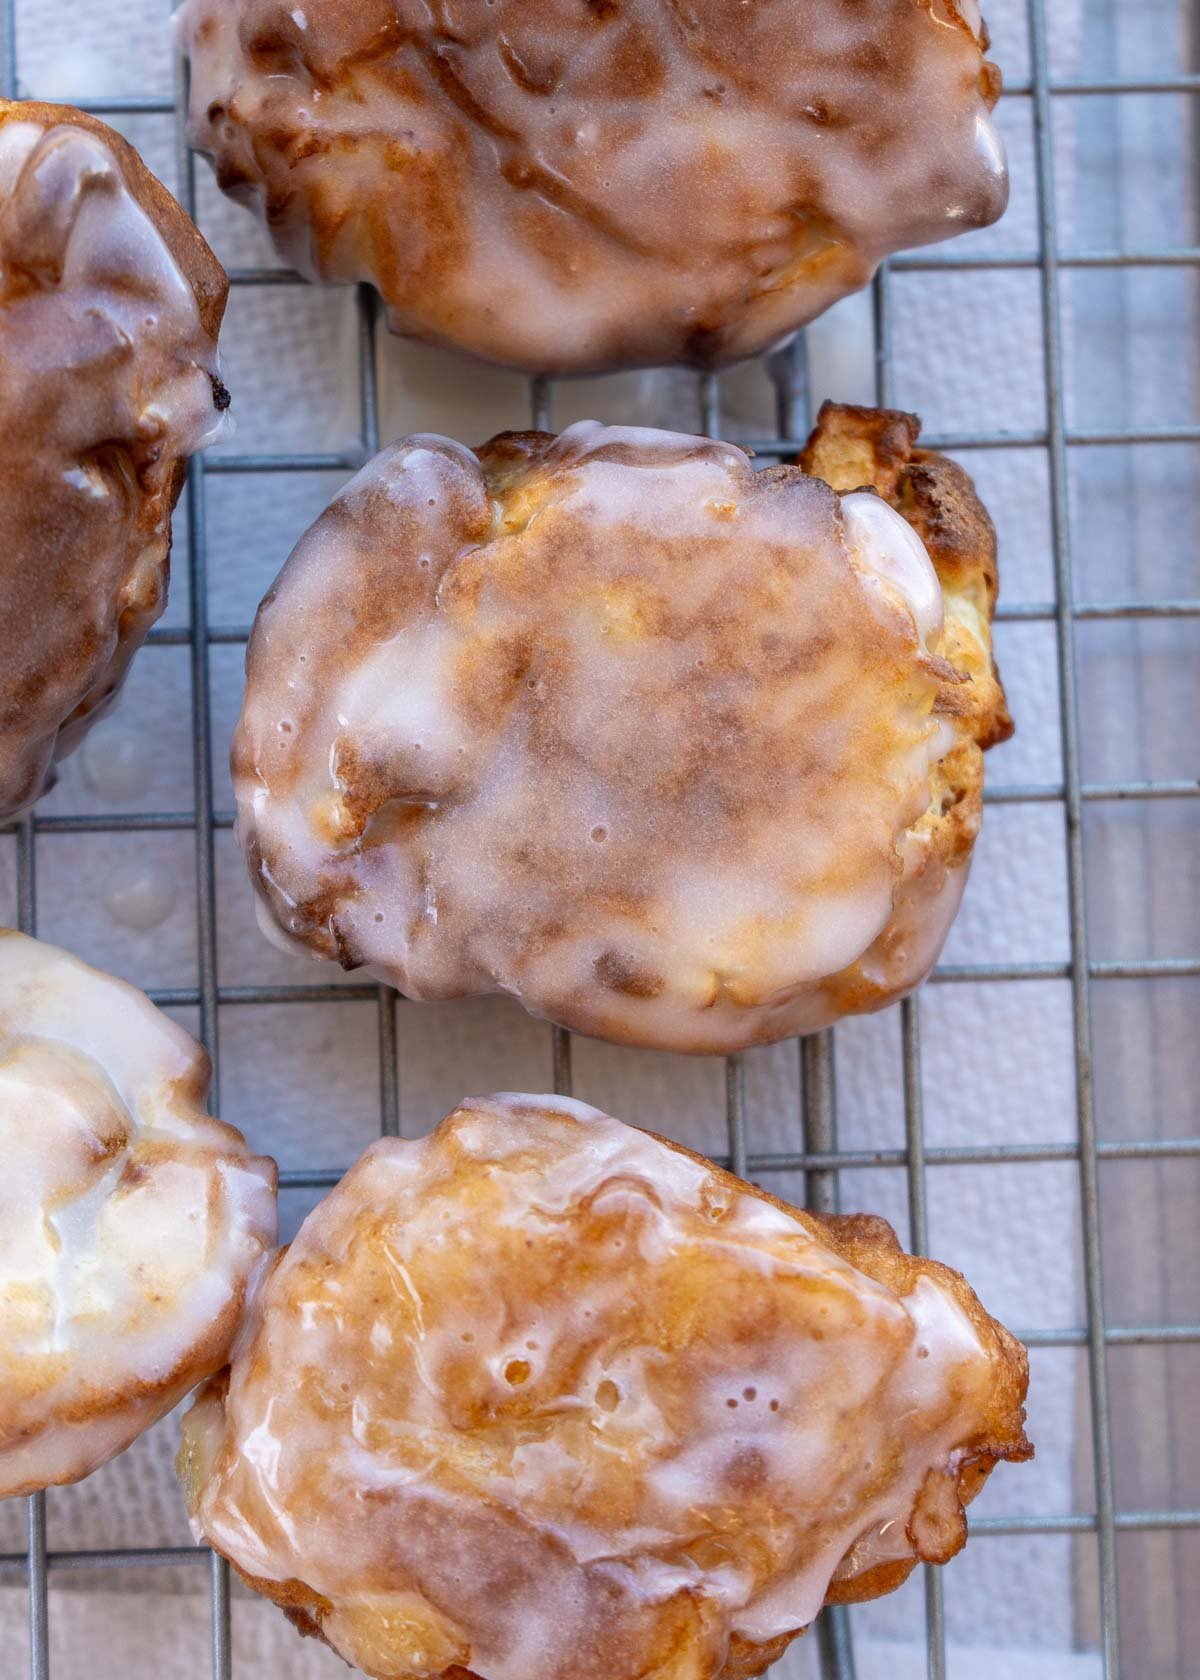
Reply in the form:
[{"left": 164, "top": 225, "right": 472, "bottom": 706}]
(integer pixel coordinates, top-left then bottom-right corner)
[{"left": 1, "top": 1, "right": 1198, "bottom": 1677}]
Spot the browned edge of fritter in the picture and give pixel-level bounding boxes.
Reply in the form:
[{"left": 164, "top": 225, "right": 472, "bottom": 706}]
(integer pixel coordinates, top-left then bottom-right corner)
[{"left": 799, "top": 398, "right": 1013, "bottom": 749}]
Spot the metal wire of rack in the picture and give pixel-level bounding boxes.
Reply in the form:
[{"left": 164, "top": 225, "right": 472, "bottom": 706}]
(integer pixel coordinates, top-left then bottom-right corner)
[{"left": 0, "top": 1, "right": 1198, "bottom": 1677}]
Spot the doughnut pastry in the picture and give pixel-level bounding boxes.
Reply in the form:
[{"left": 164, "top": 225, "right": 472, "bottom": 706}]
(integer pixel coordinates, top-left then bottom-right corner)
[
  {"left": 177, "top": 0, "right": 1006, "bottom": 375},
  {"left": 180, "top": 1093, "right": 1031, "bottom": 1680},
  {"left": 233, "top": 407, "right": 1010, "bottom": 1053},
  {"left": 0, "top": 99, "right": 229, "bottom": 820},
  {"left": 0, "top": 931, "right": 277, "bottom": 1499}
]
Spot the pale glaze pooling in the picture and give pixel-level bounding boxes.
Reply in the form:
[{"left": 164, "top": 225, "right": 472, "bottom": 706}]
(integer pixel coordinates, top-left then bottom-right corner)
[
  {"left": 177, "top": 0, "right": 1005, "bottom": 374},
  {"left": 181, "top": 1095, "right": 1030, "bottom": 1680},
  {"left": 0, "top": 104, "right": 228, "bottom": 818},
  {"left": 234, "top": 421, "right": 978, "bottom": 1053},
  {"left": 0, "top": 931, "right": 277, "bottom": 1498}
]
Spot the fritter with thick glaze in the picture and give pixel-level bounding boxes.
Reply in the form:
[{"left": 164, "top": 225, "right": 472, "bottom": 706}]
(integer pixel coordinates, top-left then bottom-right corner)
[
  {"left": 0, "top": 931, "right": 277, "bottom": 1498},
  {"left": 0, "top": 99, "right": 229, "bottom": 819},
  {"left": 179, "top": 1093, "right": 1031, "bottom": 1680},
  {"left": 232, "top": 407, "right": 1010, "bottom": 1053},
  {"left": 177, "top": 0, "right": 1006, "bottom": 375}
]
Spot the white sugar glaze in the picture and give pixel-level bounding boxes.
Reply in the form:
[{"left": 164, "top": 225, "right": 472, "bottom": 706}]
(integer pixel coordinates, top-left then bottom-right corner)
[
  {"left": 841, "top": 489, "right": 945, "bottom": 649},
  {"left": 177, "top": 0, "right": 1006, "bottom": 374},
  {"left": 234, "top": 421, "right": 974, "bottom": 1053},
  {"left": 182, "top": 1095, "right": 1026, "bottom": 1680},
  {"left": 0, "top": 121, "right": 221, "bottom": 448},
  {"left": 0, "top": 109, "right": 228, "bottom": 818},
  {"left": 0, "top": 932, "right": 276, "bottom": 1498}
]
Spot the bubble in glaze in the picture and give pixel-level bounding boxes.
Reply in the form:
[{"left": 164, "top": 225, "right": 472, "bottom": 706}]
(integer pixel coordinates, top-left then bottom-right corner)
[
  {"left": 176, "top": 0, "right": 1006, "bottom": 375},
  {"left": 0, "top": 931, "right": 277, "bottom": 1500},
  {"left": 178, "top": 1093, "right": 1031, "bottom": 1680},
  {"left": 0, "top": 100, "right": 229, "bottom": 821},
  {"left": 232, "top": 408, "right": 1012, "bottom": 1053}
]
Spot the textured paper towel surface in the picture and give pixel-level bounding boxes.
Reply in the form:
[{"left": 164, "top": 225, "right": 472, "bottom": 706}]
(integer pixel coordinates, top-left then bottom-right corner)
[
  {"left": 0, "top": 1583, "right": 1110, "bottom": 1680},
  {"left": 1, "top": 1, "right": 1196, "bottom": 1676}
]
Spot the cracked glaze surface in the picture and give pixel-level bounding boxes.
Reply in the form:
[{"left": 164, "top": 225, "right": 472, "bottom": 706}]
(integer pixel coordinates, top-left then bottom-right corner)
[
  {"left": 0, "top": 101, "right": 228, "bottom": 819},
  {"left": 233, "top": 417, "right": 1006, "bottom": 1053},
  {"left": 0, "top": 932, "right": 277, "bottom": 1498},
  {"left": 178, "top": 0, "right": 1006, "bottom": 374},
  {"left": 181, "top": 1094, "right": 1031, "bottom": 1680}
]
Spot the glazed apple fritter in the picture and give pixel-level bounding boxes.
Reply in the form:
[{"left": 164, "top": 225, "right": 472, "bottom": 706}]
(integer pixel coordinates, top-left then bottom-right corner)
[
  {"left": 232, "top": 406, "right": 1009, "bottom": 1053},
  {"left": 177, "top": 0, "right": 1005, "bottom": 374},
  {"left": 180, "top": 1093, "right": 1031, "bottom": 1680}
]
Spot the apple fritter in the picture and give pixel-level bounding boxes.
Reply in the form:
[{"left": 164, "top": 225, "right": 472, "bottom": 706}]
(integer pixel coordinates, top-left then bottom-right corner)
[
  {"left": 232, "top": 412, "right": 1009, "bottom": 1052},
  {"left": 0, "top": 99, "right": 228, "bottom": 819},
  {"left": 180, "top": 1094, "right": 1031, "bottom": 1680},
  {"left": 177, "top": 0, "right": 1005, "bottom": 375}
]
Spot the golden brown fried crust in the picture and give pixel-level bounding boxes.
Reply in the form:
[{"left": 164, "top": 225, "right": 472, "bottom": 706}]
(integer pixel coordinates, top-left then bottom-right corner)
[
  {"left": 0, "top": 100, "right": 228, "bottom": 817},
  {"left": 197, "top": 1126, "right": 1030, "bottom": 1680},
  {"left": 663, "top": 1138, "right": 1033, "bottom": 1484},
  {"left": 799, "top": 403, "right": 922, "bottom": 500}
]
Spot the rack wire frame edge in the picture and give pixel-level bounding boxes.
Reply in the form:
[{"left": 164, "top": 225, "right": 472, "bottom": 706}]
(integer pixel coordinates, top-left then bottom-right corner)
[{"left": 3, "top": 3, "right": 1198, "bottom": 1675}]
